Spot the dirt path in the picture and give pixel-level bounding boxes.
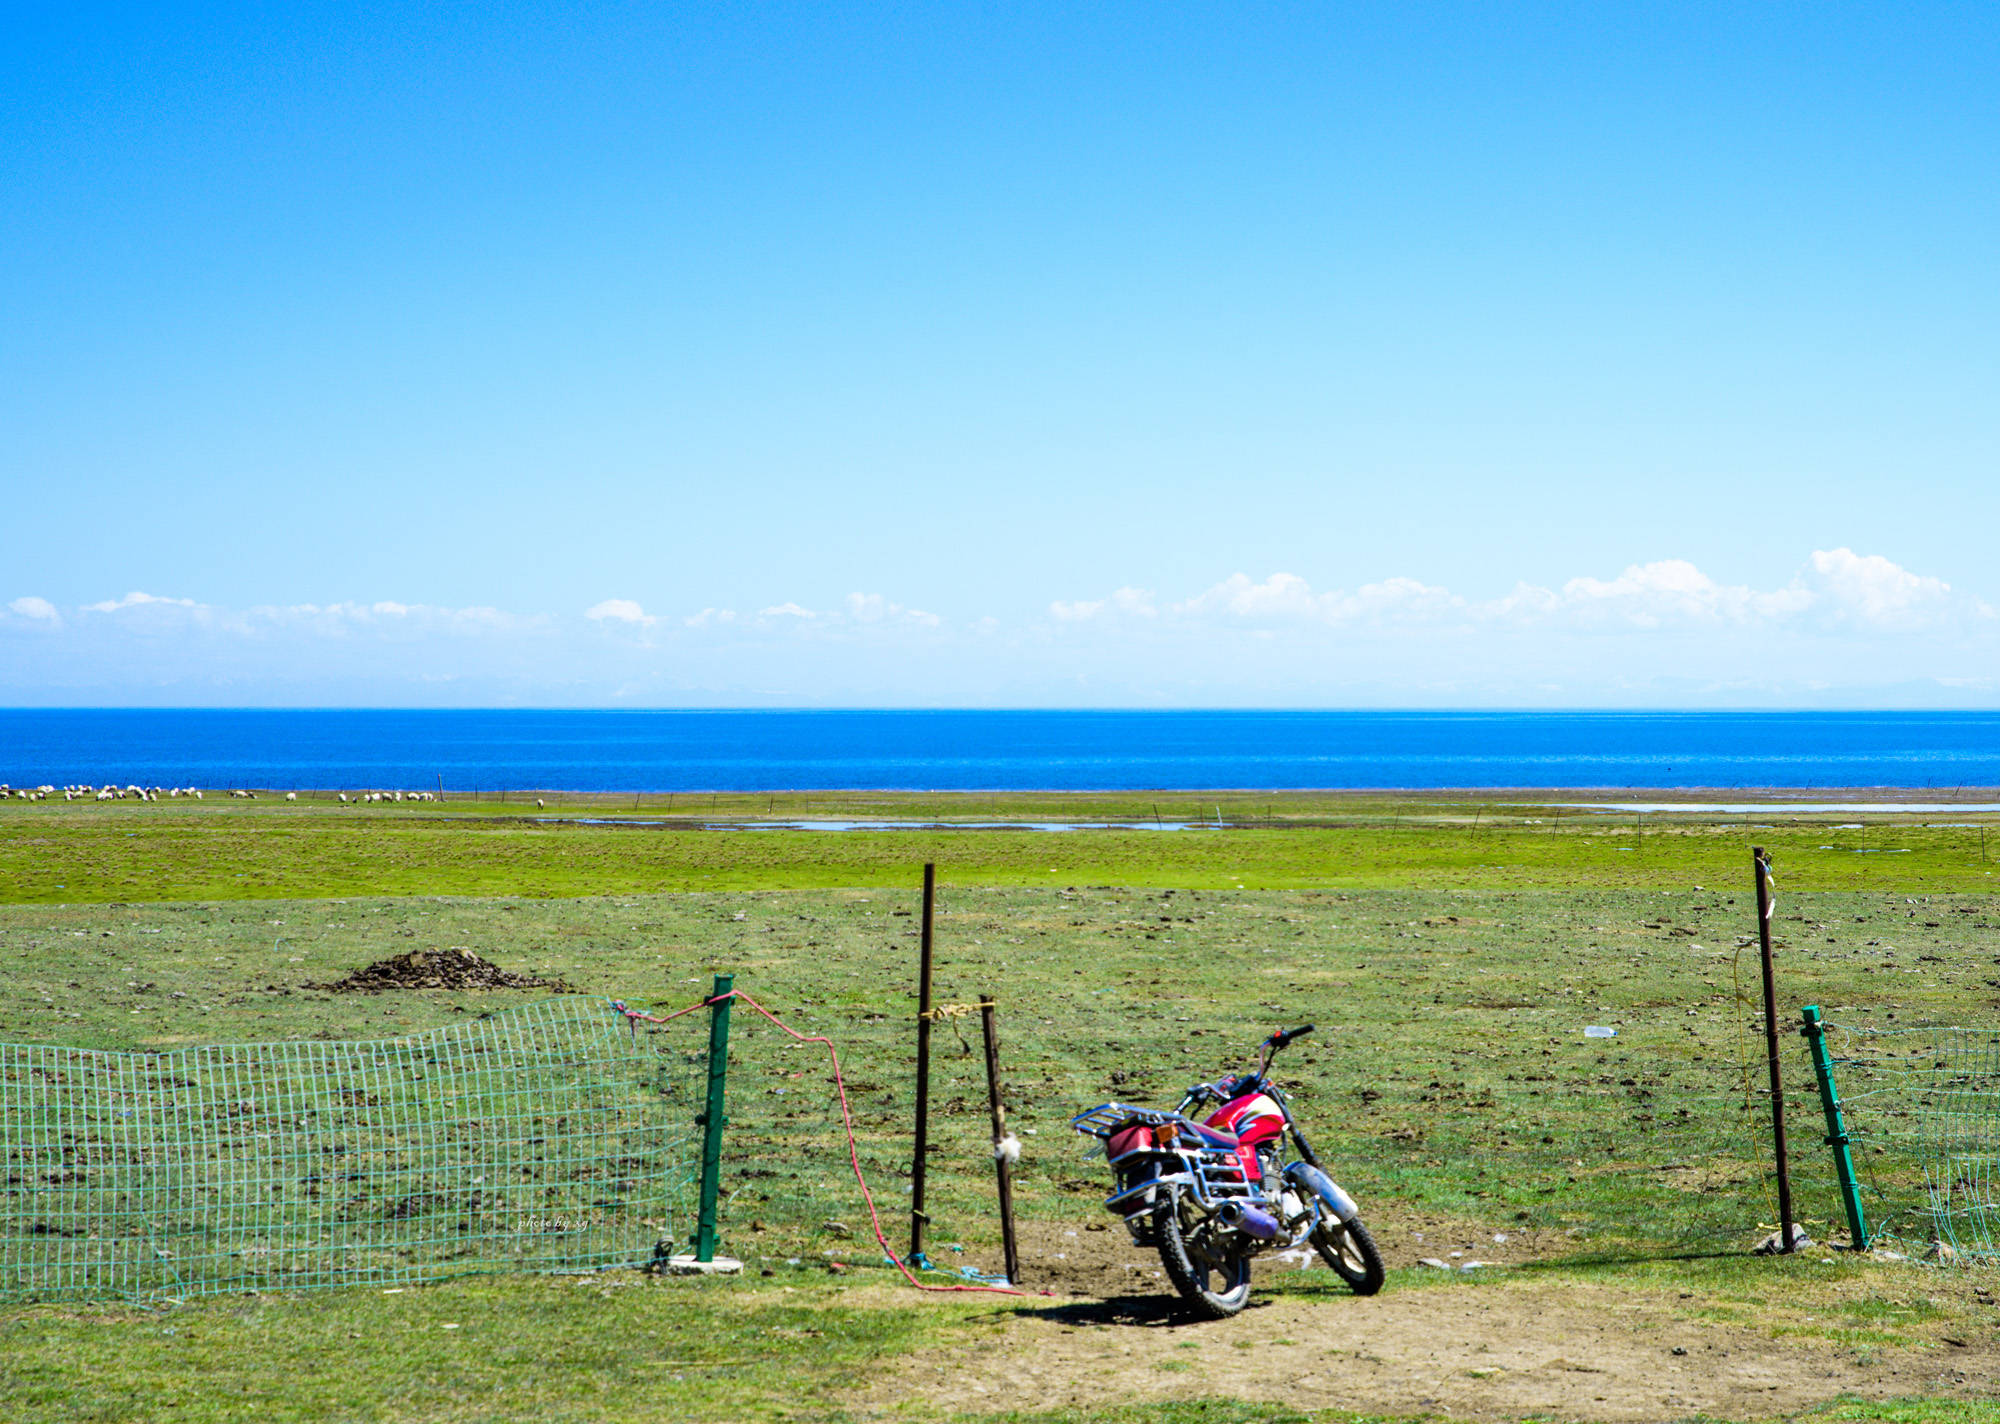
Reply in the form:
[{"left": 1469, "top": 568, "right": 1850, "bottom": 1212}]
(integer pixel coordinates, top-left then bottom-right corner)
[
  {"left": 886, "top": 1281, "right": 1997, "bottom": 1420},
  {"left": 858, "top": 1224, "right": 2000, "bottom": 1421}
]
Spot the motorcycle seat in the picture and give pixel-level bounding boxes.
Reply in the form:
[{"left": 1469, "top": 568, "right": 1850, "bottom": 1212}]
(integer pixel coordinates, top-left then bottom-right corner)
[{"left": 1182, "top": 1120, "right": 1241, "bottom": 1150}]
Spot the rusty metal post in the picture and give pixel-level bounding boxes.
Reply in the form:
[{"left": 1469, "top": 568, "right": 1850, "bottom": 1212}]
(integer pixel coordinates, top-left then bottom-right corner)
[
  {"left": 909, "top": 862, "right": 937, "bottom": 1267},
  {"left": 980, "top": 994, "right": 1020, "bottom": 1285},
  {"left": 1755, "top": 847, "right": 1797, "bottom": 1252}
]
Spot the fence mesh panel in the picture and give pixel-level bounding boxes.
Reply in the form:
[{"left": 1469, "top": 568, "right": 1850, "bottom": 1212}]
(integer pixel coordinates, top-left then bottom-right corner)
[
  {"left": 1, "top": 997, "right": 696, "bottom": 1302},
  {"left": 1817, "top": 1019, "right": 2000, "bottom": 1259}
]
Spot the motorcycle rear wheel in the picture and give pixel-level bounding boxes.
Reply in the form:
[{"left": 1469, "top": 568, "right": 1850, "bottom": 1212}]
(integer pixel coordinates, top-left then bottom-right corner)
[
  {"left": 1311, "top": 1215, "right": 1385, "bottom": 1296},
  {"left": 1155, "top": 1193, "right": 1253, "bottom": 1319}
]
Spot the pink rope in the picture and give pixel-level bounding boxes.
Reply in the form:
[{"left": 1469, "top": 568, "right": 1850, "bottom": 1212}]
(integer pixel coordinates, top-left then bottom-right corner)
[
  {"left": 610, "top": 997, "right": 711, "bottom": 1028},
  {"left": 617, "top": 988, "right": 1024, "bottom": 1296}
]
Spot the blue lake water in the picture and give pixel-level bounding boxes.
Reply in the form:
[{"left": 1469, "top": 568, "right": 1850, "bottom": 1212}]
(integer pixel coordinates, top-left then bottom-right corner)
[{"left": 1, "top": 709, "right": 1997, "bottom": 792}]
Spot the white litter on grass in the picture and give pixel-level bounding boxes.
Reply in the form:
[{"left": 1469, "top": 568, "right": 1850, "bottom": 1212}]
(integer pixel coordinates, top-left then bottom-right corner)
[
  {"left": 1274, "top": 1248, "right": 1315, "bottom": 1269},
  {"left": 1585, "top": 1026, "right": 1617, "bottom": 1038},
  {"left": 1418, "top": 1257, "right": 1452, "bottom": 1270},
  {"left": 1459, "top": 1260, "right": 1491, "bottom": 1271}
]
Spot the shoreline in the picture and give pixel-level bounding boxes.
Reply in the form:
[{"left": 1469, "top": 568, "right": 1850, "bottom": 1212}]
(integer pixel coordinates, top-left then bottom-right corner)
[{"left": 3, "top": 784, "right": 2000, "bottom": 808}]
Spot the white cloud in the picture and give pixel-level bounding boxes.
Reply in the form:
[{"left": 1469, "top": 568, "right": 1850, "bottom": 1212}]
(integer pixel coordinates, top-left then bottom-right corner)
[
  {"left": 82, "top": 591, "right": 200, "bottom": 614},
  {"left": 5, "top": 552, "right": 1986, "bottom": 706},
  {"left": 1798, "top": 547, "right": 1960, "bottom": 626},
  {"left": 1164, "top": 572, "right": 1459, "bottom": 625},
  {"left": 1480, "top": 582, "right": 1563, "bottom": 620},
  {"left": 845, "top": 592, "right": 941, "bottom": 627},
  {"left": 1542, "top": 550, "right": 1965, "bottom": 631},
  {"left": 585, "top": 598, "right": 656, "bottom": 627},
  {"left": 1332, "top": 576, "right": 1460, "bottom": 622},
  {"left": 228, "top": 601, "right": 536, "bottom": 639},
  {"left": 1051, "top": 586, "right": 1156, "bottom": 622},
  {"left": 1553, "top": 559, "right": 1795, "bottom": 627},
  {"left": 1061, "top": 550, "right": 1975, "bottom": 637},
  {"left": 1177, "top": 572, "right": 1325, "bottom": 620}
]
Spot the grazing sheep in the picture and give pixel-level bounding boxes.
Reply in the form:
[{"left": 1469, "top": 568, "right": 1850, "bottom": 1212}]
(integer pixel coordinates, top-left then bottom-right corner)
[
  {"left": 536, "top": 798, "right": 546, "bottom": 809},
  {"left": 285, "top": 792, "right": 297, "bottom": 802},
  {"left": 192, "top": 789, "right": 203, "bottom": 800}
]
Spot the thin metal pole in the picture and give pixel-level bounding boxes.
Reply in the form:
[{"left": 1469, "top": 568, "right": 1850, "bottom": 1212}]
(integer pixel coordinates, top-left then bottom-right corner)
[
  {"left": 1801, "top": 1005, "right": 1868, "bottom": 1250},
  {"left": 694, "top": 972, "right": 735, "bottom": 1263},
  {"left": 909, "top": 863, "right": 936, "bottom": 1266},
  {"left": 1754, "top": 847, "right": 1796, "bottom": 1252},
  {"left": 980, "top": 994, "right": 1020, "bottom": 1286}
]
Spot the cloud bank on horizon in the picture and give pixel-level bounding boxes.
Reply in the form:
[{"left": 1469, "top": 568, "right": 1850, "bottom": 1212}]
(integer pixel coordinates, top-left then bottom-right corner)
[{"left": 3, "top": 548, "right": 1992, "bottom": 708}]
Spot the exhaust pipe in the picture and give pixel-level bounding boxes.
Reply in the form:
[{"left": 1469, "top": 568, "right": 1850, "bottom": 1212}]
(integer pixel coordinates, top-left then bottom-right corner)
[{"left": 1216, "top": 1201, "right": 1280, "bottom": 1240}]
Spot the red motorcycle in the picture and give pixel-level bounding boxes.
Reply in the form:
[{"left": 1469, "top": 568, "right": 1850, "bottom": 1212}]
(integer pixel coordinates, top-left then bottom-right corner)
[{"left": 1071, "top": 1024, "right": 1384, "bottom": 1317}]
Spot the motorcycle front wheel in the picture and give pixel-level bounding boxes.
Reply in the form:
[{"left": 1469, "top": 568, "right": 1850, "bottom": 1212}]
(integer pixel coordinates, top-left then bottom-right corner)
[
  {"left": 1154, "top": 1192, "right": 1253, "bottom": 1319},
  {"left": 1311, "top": 1215, "right": 1385, "bottom": 1296}
]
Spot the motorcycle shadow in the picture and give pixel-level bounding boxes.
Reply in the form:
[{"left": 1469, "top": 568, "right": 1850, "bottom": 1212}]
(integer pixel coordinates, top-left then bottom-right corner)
[{"left": 1015, "top": 1293, "right": 1277, "bottom": 1329}]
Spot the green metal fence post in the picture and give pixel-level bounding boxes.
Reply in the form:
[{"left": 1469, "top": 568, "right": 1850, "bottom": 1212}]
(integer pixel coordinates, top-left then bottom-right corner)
[
  {"left": 694, "top": 973, "right": 735, "bottom": 1263},
  {"left": 1801, "top": 1004, "right": 1868, "bottom": 1251}
]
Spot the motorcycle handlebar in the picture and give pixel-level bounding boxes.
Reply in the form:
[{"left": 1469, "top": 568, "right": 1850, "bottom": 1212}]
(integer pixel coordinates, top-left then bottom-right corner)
[{"left": 1268, "top": 1024, "right": 1314, "bottom": 1050}]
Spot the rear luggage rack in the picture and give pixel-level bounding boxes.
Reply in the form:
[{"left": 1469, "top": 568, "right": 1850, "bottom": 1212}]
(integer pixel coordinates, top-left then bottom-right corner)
[{"left": 1071, "top": 1103, "right": 1181, "bottom": 1137}]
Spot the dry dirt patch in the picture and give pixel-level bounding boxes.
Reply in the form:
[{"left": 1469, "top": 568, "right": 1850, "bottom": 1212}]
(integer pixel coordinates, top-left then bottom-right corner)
[
  {"left": 863, "top": 1239, "right": 2000, "bottom": 1421},
  {"left": 314, "top": 948, "right": 570, "bottom": 994}
]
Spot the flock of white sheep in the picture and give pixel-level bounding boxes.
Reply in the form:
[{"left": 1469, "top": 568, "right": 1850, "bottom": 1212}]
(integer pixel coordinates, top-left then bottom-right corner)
[
  {"left": 0, "top": 784, "right": 443, "bottom": 805},
  {"left": 0, "top": 783, "right": 201, "bottom": 802}
]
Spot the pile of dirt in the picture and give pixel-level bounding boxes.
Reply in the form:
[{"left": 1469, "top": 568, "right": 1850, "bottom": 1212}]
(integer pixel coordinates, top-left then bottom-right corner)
[{"left": 316, "top": 948, "right": 571, "bottom": 994}]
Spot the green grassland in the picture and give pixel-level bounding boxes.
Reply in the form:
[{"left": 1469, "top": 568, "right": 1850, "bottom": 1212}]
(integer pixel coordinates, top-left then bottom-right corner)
[
  {"left": 2, "top": 794, "right": 1997, "bottom": 901},
  {"left": 4, "top": 796, "right": 2000, "bottom": 1422}
]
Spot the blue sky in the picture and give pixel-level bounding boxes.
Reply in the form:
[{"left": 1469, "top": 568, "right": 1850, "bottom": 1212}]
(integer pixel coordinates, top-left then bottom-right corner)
[{"left": 4, "top": 3, "right": 1996, "bottom": 706}]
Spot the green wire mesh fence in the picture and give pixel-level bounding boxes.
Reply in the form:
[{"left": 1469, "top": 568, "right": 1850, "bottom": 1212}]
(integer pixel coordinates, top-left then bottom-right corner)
[
  {"left": 1814, "top": 1018, "right": 2000, "bottom": 1259},
  {"left": 1, "top": 997, "right": 697, "bottom": 1303},
  {"left": 1295, "top": 1007, "right": 1798, "bottom": 1256}
]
